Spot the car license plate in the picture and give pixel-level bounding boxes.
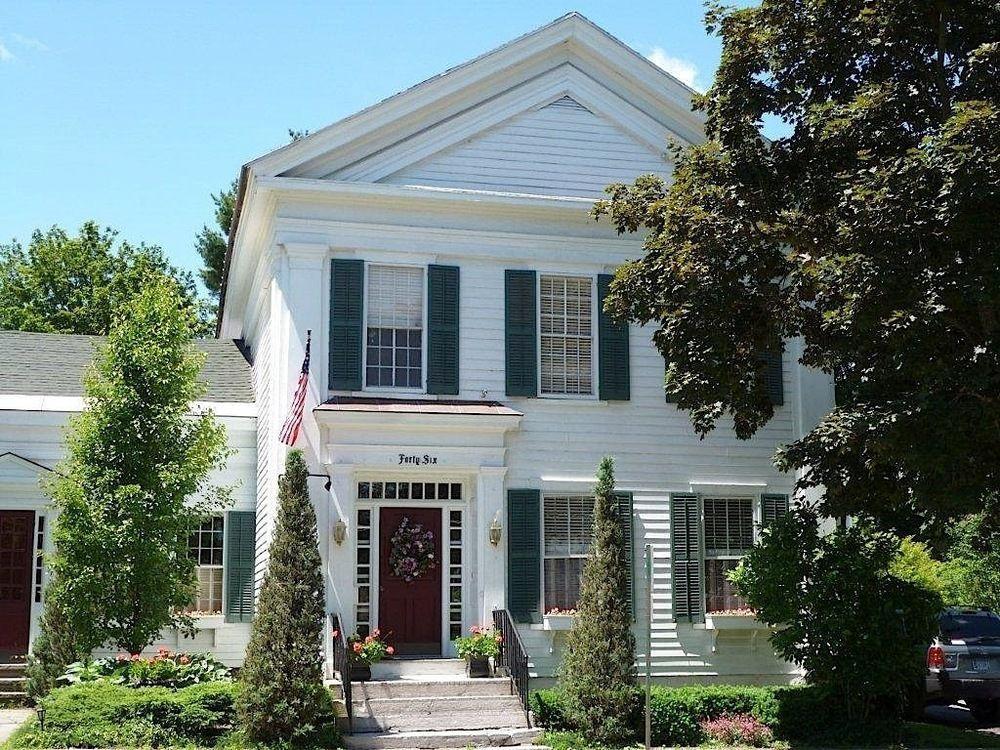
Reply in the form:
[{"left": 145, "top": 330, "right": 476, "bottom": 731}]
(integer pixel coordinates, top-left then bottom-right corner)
[{"left": 973, "top": 657, "right": 992, "bottom": 672}]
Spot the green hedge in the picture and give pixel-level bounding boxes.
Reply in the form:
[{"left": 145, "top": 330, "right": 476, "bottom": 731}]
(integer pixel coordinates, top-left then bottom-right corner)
[
  {"left": 531, "top": 684, "right": 836, "bottom": 746},
  {"left": 6, "top": 681, "right": 238, "bottom": 748}
]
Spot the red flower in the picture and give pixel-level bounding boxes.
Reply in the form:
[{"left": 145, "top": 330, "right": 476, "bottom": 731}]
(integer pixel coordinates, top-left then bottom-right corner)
[
  {"left": 352, "top": 642, "right": 363, "bottom": 654},
  {"left": 386, "top": 646, "right": 395, "bottom": 655}
]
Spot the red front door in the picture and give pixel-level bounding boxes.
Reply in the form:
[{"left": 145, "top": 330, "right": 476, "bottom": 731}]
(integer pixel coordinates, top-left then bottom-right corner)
[
  {"left": 0, "top": 511, "right": 34, "bottom": 660},
  {"left": 379, "top": 507, "right": 442, "bottom": 655}
]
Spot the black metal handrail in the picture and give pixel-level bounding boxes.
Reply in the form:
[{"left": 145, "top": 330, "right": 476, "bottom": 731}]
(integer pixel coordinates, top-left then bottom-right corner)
[
  {"left": 329, "top": 613, "right": 353, "bottom": 734},
  {"left": 493, "top": 608, "right": 531, "bottom": 726}
]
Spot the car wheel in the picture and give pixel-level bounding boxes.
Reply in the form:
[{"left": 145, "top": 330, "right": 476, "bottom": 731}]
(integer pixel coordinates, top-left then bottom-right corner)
[{"left": 969, "top": 698, "right": 999, "bottom": 723}]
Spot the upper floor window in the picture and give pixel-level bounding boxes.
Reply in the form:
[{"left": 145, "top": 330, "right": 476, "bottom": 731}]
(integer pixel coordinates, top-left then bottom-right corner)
[
  {"left": 702, "top": 497, "right": 753, "bottom": 613},
  {"left": 540, "top": 275, "right": 593, "bottom": 396},
  {"left": 366, "top": 265, "right": 424, "bottom": 389}
]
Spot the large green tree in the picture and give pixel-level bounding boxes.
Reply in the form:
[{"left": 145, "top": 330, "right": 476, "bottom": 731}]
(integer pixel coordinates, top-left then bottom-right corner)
[
  {"left": 0, "top": 222, "right": 211, "bottom": 336},
  {"left": 237, "top": 449, "right": 331, "bottom": 744},
  {"left": 47, "top": 278, "right": 230, "bottom": 654},
  {"left": 597, "top": 1, "right": 1000, "bottom": 532}
]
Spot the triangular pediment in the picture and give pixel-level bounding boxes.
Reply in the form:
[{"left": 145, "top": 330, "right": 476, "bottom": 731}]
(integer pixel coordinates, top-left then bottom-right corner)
[
  {"left": 374, "top": 96, "right": 669, "bottom": 198},
  {"left": 248, "top": 14, "right": 704, "bottom": 185},
  {"left": 0, "top": 452, "right": 55, "bottom": 482}
]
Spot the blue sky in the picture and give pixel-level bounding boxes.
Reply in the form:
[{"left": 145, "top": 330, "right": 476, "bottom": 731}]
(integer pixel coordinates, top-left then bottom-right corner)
[{"left": 1, "top": 1, "right": 726, "bottom": 291}]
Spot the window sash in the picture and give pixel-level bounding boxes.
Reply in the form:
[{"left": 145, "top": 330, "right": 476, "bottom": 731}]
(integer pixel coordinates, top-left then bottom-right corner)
[
  {"left": 365, "top": 265, "right": 424, "bottom": 389},
  {"left": 543, "top": 495, "right": 594, "bottom": 612},
  {"left": 187, "top": 516, "right": 224, "bottom": 614},
  {"left": 703, "top": 497, "right": 754, "bottom": 557},
  {"left": 539, "top": 276, "right": 593, "bottom": 396}
]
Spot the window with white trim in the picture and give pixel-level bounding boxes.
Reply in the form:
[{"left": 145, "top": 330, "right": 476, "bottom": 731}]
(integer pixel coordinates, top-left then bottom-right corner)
[
  {"left": 703, "top": 497, "right": 753, "bottom": 613},
  {"left": 186, "top": 516, "right": 224, "bottom": 613},
  {"left": 540, "top": 276, "right": 593, "bottom": 395},
  {"left": 542, "top": 495, "right": 594, "bottom": 612},
  {"left": 366, "top": 265, "right": 424, "bottom": 389}
]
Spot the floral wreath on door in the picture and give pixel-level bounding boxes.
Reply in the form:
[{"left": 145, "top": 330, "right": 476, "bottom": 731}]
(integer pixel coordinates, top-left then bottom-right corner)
[{"left": 388, "top": 517, "right": 436, "bottom": 582}]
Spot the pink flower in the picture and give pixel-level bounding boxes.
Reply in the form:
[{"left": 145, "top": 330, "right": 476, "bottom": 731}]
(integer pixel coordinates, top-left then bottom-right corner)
[
  {"left": 178, "top": 655, "right": 190, "bottom": 665},
  {"left": 386, "top": 646, "right": 395, "bottom": 655}
]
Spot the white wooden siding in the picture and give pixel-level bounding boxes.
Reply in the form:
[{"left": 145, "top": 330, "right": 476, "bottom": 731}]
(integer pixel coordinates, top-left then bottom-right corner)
[
  {"left": 380, "top": 97, "right": 670, "bottom": 198},
  {"left": 249, "top": 304, "right": 276, "bottom": 594}
]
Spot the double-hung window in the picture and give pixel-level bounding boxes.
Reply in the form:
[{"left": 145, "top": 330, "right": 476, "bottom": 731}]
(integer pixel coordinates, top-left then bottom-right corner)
[
  {"left": 365, "top": 265, "right": 424, "bottom": 389},
  {"left": 542, "top": 495, "right": 594, "bottom": 612},
  {"left": 702, "top": 498, "right": 753, "bottom": 613},
  {"left": 187, "top": 516, "right": 224, "bottom": 614},
  {"left": 540, "top": 276, "right": 593, "bottom": 396}
]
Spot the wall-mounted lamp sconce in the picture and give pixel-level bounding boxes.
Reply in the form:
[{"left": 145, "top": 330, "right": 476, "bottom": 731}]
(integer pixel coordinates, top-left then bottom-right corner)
[
  {"left": 488, "top": 515, "right": 502, "bottom": 546},
  {"left": 333, "top": 518, "right": 348, "bottom": 546},
  {"left": 308, "top": 473, "right": 332, "bottom": 491}
]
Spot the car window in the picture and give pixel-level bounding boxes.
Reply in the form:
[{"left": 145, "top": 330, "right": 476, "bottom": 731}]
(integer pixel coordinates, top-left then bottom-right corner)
[{"left": 940, "top": 613, "right": 1000, "bottom": 642}]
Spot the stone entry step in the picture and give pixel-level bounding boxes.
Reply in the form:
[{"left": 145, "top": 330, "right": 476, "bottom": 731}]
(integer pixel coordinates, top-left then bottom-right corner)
[
  {"left": 353, "top": 678, "right": 512, "bottom": 699},
  {"left": 0, "top": 667, "right": 30, "bottom": 707},
  {"left": 366, "top": 658, "right": 467, "bottom": 681},
  {"left": 342, "top": 728, "right": 544, "bottom": 749},
  {"left": 352, "top": 694, "right": 526, "bottom": 732}
]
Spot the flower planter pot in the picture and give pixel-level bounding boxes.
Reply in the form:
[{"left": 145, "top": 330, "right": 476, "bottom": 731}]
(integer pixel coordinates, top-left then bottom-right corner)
[
  {"left": 351, "top": 663, "right": 372, "bottom": 682},
  {"left": 543, "top": 614, "right": 576, "bottom": 631},
  {"left": 466, "top": 656, "right": 491, "bottom": 678}
]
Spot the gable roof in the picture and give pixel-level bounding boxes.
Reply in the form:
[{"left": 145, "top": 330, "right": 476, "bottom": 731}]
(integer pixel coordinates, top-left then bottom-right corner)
[
  {"left": 217, "top": 13, "right": 705, "bottom": 333},
  {"left": 0, "top": 331, "right": 254, "bottom": 403}
]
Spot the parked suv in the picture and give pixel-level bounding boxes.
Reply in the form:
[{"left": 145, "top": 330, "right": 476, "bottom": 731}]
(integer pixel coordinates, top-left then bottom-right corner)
[{"left": 927, "top": 607, "right": 1000, "bottom": 721}]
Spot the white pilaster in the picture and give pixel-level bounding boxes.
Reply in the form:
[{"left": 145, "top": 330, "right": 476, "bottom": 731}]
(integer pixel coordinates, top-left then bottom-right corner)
[{"left": 476, "top": 466, "right": 507, "bottom": 625}]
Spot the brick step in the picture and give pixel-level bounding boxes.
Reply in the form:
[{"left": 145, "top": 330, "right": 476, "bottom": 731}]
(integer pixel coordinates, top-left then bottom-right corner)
[
  {"left": 352, "top": 678, "right": 512, "bottom": 700},
  {"left": 342, "top": 728, "right": 543, "bottom": 749}
]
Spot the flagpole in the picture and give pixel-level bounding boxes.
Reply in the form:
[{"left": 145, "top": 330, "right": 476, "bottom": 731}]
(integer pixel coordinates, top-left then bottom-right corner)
[{"left": 645, "top": 543, "right": 652, "bottom": 750}]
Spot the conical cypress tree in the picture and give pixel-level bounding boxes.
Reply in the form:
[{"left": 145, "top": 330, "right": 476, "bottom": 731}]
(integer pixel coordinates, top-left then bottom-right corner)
[
  {"left": 560, "top": 456, "right": 637, "bottom": 744},
  {"left": 237, "top": 449, "right": 332, "bottom": 744}
]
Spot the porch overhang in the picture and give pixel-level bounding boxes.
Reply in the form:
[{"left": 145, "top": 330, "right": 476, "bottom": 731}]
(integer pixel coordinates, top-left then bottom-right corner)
[{"left": 312, "top": 396, "right": 523, "bottom": 471}]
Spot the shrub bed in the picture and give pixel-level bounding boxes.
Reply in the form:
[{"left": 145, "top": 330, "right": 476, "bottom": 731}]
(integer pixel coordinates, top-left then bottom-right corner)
[
  {"left": 531, "top": 683, "right": 834, "bottom": 746},
  {"left": 6, "top": 681, "right": 238, "bottom": 748}
]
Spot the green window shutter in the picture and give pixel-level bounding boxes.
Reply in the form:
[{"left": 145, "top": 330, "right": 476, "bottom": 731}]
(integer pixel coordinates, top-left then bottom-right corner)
[
  {"left": 760, "top": 348, "right": 784, "bottom": 406},
  {"left": 505, "top": 270, "right": 537, "bottom": 397},
  {"left": 507, "top": 489, "right": 540, "bottom": 623},
  {"left": 598, "top": 274, "right": 630, "bottom": 401},
  {"left": 761, "top": 493, "right": 789, "bottom": 528},
  {"left": 329, "top": 259, "right": 364, "bottom": 390},
  {"left": 670, "top": 493, "right": 704, "bottom": 622},
  {"left": 615, "top": 492, "right": 635, "bottom": 618},
  {"left": 224, "top": 510, "right": 256, "bottom": 624},
  {"left": 427, "top": 265, "right": 460, "bottom": 395}
]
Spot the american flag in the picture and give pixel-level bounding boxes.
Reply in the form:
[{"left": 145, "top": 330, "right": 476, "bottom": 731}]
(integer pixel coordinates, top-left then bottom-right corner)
[{"left": 279, "top": 331, "right": 311, "bottom": 445}]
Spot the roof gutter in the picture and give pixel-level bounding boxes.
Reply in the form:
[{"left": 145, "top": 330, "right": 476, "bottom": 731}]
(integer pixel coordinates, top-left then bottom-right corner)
[{"left": 215, "top": 163, "right": 251, "bottom": 338}]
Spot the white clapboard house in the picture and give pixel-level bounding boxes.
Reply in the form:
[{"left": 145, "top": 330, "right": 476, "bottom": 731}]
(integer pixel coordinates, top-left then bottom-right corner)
[{"left": 0, "top": 14, "right": 834, "bottom": 709}]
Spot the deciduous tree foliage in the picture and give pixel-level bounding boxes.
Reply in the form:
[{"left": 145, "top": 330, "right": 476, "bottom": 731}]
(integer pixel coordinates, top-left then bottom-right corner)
[
  {"left": 0, "top": 222, "right": 211, "bottom": 336},
  {"left": 237, "top": 449, "right": 332, "bottom": 744},
  {"left": 47, "top": 279, "right": 230, "bottom": 653},
  {"left": 731, "top": 507, "right": 940, "bottom": 722},
  {"left": 597, "top": 0, "right": 1000, "bottom": 530},
  {"left": 560, "top": 456, "right": 637, "bottom": 744}
]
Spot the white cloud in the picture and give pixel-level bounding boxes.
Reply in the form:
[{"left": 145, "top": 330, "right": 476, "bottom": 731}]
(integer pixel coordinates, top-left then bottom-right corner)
[
  {"left": 646, "top": 47, "right": 700, "bottom": 91},
  {"left": 12, "top": 33, "right": 48, "bottom": 52},
  {"left": 0, "top": 42, "right": 13, "bottom": 62}
]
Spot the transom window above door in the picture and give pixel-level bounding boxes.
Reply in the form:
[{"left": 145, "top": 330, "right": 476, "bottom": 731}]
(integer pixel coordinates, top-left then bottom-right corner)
[
  {"left": 366, "top": 265, "right": 424, "bottom": 389},
  {"left": 540, "top": 276, "right": 594, "bottom": 396},
  {"left": 357, "top": 481, "right": 462, "bottom": 501}
]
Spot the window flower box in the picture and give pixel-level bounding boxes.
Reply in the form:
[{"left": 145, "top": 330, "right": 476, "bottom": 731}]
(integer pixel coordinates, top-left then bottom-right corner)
[
  {"left": 189, "top": 613, "right": 225, "bottom": 629},
  {"left": 704, "top": 610, "right": 770, "bottom": 631},
  {"left": 543, "top": 610, "right": 577, "bottom": 631}
]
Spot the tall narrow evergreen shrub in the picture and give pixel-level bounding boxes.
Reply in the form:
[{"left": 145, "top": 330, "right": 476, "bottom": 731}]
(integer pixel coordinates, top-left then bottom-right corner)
[
  {"left": 560, "top": 456, "right": 637, "bottom": 744},
  {"left": 24, "top": 584, "right": 83, "bottom": 699},
  {"left": 236, "top": 450, "right": 332, "bottom": 744}
]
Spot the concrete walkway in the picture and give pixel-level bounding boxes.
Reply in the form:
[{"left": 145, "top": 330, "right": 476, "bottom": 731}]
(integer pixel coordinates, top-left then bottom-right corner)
[{"left": 0, "top": 709, "right": 32, "bottom": 744}]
